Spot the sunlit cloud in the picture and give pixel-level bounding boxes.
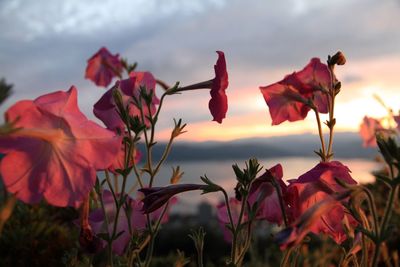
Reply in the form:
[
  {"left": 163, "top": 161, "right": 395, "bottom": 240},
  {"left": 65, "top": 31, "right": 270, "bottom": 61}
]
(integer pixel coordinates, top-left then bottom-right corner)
[{"left": 1, "top": 0, "right": 400, "bottom": 141}]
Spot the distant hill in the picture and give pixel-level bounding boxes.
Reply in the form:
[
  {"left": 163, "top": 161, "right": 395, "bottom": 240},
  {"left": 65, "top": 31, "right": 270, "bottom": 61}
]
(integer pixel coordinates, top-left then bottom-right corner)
[{"left": 139, "top": 132, "right": 378, "bottom": 162}]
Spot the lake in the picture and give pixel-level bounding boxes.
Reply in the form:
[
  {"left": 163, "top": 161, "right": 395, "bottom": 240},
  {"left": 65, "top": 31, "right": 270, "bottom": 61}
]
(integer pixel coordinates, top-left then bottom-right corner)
[{"left": 122, "top": 157, "right": 381, "bottom": 214}]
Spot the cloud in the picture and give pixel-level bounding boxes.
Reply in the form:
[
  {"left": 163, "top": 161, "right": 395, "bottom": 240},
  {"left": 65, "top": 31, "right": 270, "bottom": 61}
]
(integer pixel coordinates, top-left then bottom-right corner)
[{"left": 0, "top": 0, "right": 400, "bottom": 138}]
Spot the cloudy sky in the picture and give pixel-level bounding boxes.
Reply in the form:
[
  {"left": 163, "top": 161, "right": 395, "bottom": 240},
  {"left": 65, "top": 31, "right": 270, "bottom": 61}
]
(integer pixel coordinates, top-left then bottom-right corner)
[{"left": 1, "top": 0, "right": 400, "bottom": 141}]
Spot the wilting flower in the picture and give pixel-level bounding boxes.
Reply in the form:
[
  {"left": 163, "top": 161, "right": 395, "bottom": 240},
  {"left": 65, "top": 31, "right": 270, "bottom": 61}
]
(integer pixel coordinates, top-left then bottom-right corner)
[
  {"left": 139, "top": 184, "right": 208, "bottom": 213},
  {"left": 248, "top": 163, "right": 288, "bottom": 225},
  {"left": 285, "top": 161, "right": 357, "bottom": 244},
  {"left": 0, "top": 87, "right": 121, "bottom": 207},
  {"left": 359, "top": 116, "right": 384, "bottom": 147},
  {"left": 87, "top": 190, "right": 173, "bottom": 255},
  {"left": 85, "top": 47, "right": 123, "bottom": 87},
  {"left": 93, "top": 71, "right": 159, "bottom": 131},
  {"left": 216, "top": 197, "right": 244, "bottom": 242},
  {"left": 260, "top": 58, "right": 332, "bottom": 125},
  {"left": 178, "top": 51, "right": 228, "bottom": 123}
]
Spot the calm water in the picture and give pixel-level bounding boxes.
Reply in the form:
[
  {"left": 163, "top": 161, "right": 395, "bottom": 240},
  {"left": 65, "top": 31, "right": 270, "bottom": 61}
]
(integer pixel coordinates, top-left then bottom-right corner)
[{"left": 121, "top": 157, "right": 380, "bottom": 214}]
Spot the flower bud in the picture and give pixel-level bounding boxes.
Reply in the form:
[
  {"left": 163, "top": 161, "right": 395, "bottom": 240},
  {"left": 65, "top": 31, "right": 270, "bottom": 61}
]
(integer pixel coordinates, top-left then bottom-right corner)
[{"left": 330, "top": 51, "right": 346, "bottom": 66}]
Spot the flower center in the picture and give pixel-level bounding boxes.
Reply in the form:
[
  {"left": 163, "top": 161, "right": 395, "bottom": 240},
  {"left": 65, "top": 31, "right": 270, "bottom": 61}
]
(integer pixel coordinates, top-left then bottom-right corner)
[{"left": 16, "top": 127, "right": 66, "bottom": 144}]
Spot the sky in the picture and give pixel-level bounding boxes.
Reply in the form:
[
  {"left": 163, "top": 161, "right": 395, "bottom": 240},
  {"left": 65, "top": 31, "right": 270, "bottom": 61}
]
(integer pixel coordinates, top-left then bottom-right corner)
[{"left": 1, "top": 0, "right": 400, "bottom": 142}]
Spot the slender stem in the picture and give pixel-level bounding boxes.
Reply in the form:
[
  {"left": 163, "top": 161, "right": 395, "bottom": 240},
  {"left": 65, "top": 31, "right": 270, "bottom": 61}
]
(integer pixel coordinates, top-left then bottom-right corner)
[
  {"left": 371, "top": 185, "right": 399, "bottom": 267},
  {"left": 105, "top": 170, "right": 117, "bottom": 204},
  {"left": 153, "top": 134, "right": 174, "bottom": 176},
  {"left": 272, "top": 178, "right": 288, "bottom": 227},
  {"left": 176, "top": 80, "right": 213, "bottom": 92},
  {"left": 280, "top": 246, "right": 295, "bottom": 267},
  {"left": 221, "top": 189, "right": 235, "bottom": 232},
  {"left": 362, "top": 187, "right": 379, "bottom": 236},
  {"left": 326, "top": 65, "right": 336, "bottom": 159},
  {"left": 313, "top": 108, "right": 327, "bottom": 161},
  {"left": 236, "top": 220, "right": 254, "bottom": 265},
  {"left": 220, "top": 189, "right": 236, "bottom": 261},
  {"left": 98, "top": 188, "right": 113, "bottom": 266},
  {"left": 361, "top": 232, "right": 368, "bottom": 267},
  {"left": 139, "top": 103, "right": 153, "bottom": 178},
  {"left": 113, "top": 173, "right": 119, "bottom": 194}
]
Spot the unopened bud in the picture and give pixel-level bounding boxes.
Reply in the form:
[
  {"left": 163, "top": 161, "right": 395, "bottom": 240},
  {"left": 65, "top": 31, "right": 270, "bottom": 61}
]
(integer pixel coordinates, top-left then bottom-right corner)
[{"left": 330, "top": 51, "right": 346, "bottom": 66}]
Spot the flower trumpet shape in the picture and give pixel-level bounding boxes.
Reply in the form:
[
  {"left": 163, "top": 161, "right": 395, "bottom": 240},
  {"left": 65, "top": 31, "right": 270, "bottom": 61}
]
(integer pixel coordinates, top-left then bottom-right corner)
[
  {"left": 285, "top": 161, "right": 357, "bottom": 244},
  {"left": 178, "top": 51, "right": 228, "bottom": 123},
  {"left": 359, "top": 116, "right": 384, "bottom": 147},
  {"left": 0, "top": 87, "right": 121, "bottom": 207},
  {"left": 260, "top": 58, "right": 332, "bottom": 125},
  {"left": 139, "top": 184, "right": 208, "bottom": 213},
  {"left": 85, "top": 47, "right": 123, "bottom": 87}
]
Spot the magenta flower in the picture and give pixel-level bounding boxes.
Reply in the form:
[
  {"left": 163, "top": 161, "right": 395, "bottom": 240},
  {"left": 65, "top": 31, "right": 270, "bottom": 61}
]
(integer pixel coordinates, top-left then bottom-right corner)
[
  {"left": 285, "top": 161, "right": 357, "bottom": 244},
  {"left": 85, "top": 47, "right": 123, "bottom": 87},
  {"left": 139, "top": 184, "right": 207, "bottom": 213},
  {"left": 276, "top": 197, "right": 339, "bottom": 249},
  {"left": 93, "top": 71, "right": 160, "bottom": 131},
  {"left": 260, "top": 58, "right": 332, "bottom": 125},
  {"left": 209, "top": 51, "right": 229, "bottom": 123},
  {"left": 248, "top": 164, "right": 288, "bottom": 225},
  {"left": 178, "top": 51, "right": 228, "bottom": 123},
  {"left": 216, "top": 197, "right": 245, "bottom": 242},
  {"left": 0, "top": 87, "right": 121, "bottom": 207},
  {"left": 88, "top": 190, "right": 173, "bottom": 255},
  {"left": 217, "top": 164, "right": 287, "bottom": 242},
  {"left": 359, "top": 116, "right": 384, "bottom": 147}
]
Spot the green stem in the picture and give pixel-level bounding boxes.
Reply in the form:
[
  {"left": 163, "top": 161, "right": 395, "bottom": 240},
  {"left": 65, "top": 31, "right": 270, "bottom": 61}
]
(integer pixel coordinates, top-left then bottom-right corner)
[
  {"left": 272, "top": 177, "right": 288, "bottom": 227},
  {"left": 362, "top": 187, "right": 379, "bottom": 236},
  {"left": 313, "top": 108, "right": 327, "bottom": 161},
  {"left": 153, "top": 134, "right": 174, "bottom": 177},
  {"left": 280, "top": 246, "right": 295, "bottom": 267},
  {"left": 326, "top": 65, "right": 336, "bottom": 159},
  {"left": 98, "top": 188, "right": 113, "bottom": 266},
  {"left": 371, "top": 184, "right": 399, "bottom": 267}
]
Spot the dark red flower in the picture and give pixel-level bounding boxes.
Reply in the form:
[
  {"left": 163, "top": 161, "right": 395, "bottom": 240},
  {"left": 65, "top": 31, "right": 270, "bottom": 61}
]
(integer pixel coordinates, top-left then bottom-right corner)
[
  {"left": 285, "top": 161, "right": 357, "bottom": 244},
  {"left": 85, "top": 47, "right": 123, "bottom": 87},
  {"left": 248, "top": 164, "right": 288, "bottom": 225},
  {"left": 260, "top": 58, "right": 332, "bottom": 125},
  {"left": 209, "top": 51, "right": 229, "bottom": 123},
  {"left": 139, "top": 184, "right": 207, "bottom": 213},
  {"left": 178, "top": 51, "right": 228, "bottom": 123}
]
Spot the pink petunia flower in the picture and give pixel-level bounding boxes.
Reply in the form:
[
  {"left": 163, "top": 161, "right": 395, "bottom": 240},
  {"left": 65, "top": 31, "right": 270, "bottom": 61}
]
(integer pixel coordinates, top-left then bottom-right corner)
[
  {"left": 248, "top": 163, "right": 288, "bottom": 225},
  {"left": 85, "top": 47, "right": 123, "bottom": 87},
  {"left": 93, "top": 71, "right": 160, "bottom": 131},
  {"left": 178, "top": 51, "right": 228, "bottom": 123},
  {"left": 0, "top": 87, "right": 121, "bottom": 207},
  {"left": 209, "top": 51, "right": 229, "bottom": 123},
  {"left": 285, "top": 161, "right": 357, "bottom": 244},
  {"left": 359, "top": 116, "right": 384, "bottom": 147},
  {"left": 217, "top": 164, "right": 287, "bottom": 242},
  {"left": 216, "top": 197, "right": 244, "bottom": 242},
  {"left": 260, "top": 58, "right": 332, "bottom": 125},
  {"left": 88, "top": 190, "right": 173, "bottom": 255}
]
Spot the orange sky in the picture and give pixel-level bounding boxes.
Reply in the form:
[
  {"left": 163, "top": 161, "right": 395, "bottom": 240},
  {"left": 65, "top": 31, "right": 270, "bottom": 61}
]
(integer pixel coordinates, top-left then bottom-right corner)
[{"left": 156, "top": 54, "right": 400, "bottom": 142}]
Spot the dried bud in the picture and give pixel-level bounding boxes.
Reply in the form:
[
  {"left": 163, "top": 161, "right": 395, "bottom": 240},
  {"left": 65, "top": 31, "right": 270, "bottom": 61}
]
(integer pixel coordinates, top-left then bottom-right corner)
[{"left": 330, "top": 51, "right": 346, "bottom": 66}]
